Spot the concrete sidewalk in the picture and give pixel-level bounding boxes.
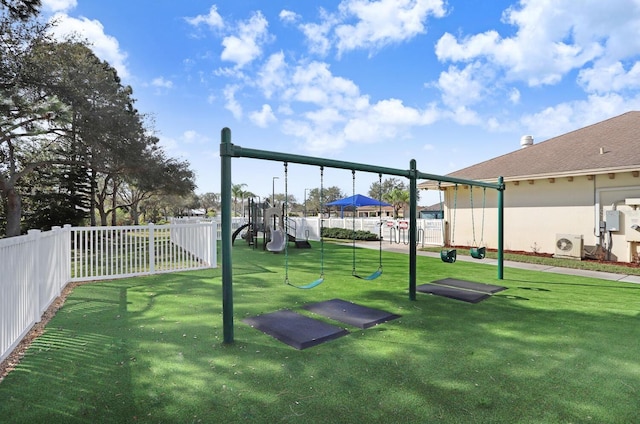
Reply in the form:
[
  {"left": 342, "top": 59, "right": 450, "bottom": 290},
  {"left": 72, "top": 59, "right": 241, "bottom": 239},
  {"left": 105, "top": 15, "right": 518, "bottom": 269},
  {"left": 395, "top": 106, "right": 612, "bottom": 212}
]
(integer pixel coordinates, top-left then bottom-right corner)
[{"left": 350, "top": 241, "right": 640, "bottom": 284}]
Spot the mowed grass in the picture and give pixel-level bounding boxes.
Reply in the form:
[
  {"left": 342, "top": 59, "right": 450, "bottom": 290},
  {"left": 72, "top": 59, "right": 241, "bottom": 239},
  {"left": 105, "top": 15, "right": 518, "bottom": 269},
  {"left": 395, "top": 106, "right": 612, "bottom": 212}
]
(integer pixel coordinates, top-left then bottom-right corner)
[{"left": 1, "top": 242, "right": 639, "bottom": 423}]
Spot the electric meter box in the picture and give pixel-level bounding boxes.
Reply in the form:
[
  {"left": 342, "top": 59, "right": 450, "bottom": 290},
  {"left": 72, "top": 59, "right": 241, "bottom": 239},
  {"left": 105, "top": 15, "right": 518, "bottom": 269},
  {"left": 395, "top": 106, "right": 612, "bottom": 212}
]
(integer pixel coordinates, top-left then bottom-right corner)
[{"left": 605, "top": 210, "right": 620, "bottom": 232}]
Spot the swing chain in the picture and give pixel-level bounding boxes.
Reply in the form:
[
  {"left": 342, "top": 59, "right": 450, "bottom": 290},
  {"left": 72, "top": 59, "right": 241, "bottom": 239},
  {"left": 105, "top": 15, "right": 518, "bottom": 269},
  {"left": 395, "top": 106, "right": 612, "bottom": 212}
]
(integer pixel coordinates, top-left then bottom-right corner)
[
  {"left": 319, "top": 166, "right": 324, "bottom": 277},
  {"left": 451, "top": 184, "right": 457, "bottom": 246},
  {"left": 480, "top": 187, "right": 486, "bottom": 244},
  {"left": 284, "top": 162, "right": 289, "bottom": 284},
  {"left": 470, "top": 185, "right": 476, "bottom": 246}
]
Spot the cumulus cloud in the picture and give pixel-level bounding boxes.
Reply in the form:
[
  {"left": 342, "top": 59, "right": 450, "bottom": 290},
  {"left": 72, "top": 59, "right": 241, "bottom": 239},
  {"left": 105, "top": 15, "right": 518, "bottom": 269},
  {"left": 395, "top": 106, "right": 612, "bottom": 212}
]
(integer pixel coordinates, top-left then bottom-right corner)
[
  {"left": 432, "top": 0, "right": 640, "bottom": 89},
  {"left": 521, "top": 93, "right": 640, "bottom": 138},
  {"left": 279, "top": 9, "right": 299, "bottom": 24},
  {"left": 297, "top": 0, "right": 447, "bottom": 57},
  {"left": 152, "top": 77, "right": 173, "bottom": 89},
  {"left": 334, "top": 0, "right": 447, "bottom": 56},
  {"left": 223, "top": 85, "right": 243, "bottom": 119},
  {"left": 42, "top": 0, "right": 77, "bottom": 13},
  {"left": 220, "top": 11, "right": 270, "bottom": 68},
  {"left": 250, "top": 104, "right": 277, "bottom": 127},
  {"left": 185, "top": 5, "right": 224, "bottom": 29}
]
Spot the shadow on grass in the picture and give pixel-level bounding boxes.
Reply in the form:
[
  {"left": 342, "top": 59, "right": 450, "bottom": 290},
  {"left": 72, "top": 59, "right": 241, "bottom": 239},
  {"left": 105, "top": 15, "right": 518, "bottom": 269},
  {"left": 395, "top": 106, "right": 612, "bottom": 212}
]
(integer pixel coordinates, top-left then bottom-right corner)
[{"left": 1, "top": 244, "right": 639, "bottom": 422}]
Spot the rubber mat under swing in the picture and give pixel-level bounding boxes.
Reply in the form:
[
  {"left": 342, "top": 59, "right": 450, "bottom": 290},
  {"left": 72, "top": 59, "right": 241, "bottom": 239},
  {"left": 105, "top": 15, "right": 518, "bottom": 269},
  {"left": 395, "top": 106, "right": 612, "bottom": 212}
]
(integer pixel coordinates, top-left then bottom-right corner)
[
  {"left": 302, "top": 298, "right": 401, "bottom": 329},
  {"left": 243, "top": 309, "right": 349, "bottom": 350}
]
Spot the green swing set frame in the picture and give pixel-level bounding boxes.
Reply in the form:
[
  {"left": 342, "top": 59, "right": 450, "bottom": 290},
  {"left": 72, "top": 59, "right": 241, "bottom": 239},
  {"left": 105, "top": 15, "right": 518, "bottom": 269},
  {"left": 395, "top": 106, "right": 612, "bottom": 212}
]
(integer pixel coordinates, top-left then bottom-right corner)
[{"left": 220, "top": 127, "right": 505, "bottom": 343}]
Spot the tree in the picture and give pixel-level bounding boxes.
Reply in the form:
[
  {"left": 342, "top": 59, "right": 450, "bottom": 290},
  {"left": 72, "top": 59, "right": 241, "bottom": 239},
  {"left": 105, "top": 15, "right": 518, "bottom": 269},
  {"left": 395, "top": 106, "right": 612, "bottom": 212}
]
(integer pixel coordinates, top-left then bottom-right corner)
[
  {"left": 1, "top": 0, "right": 40, "bottom": 21},
  {"left": 305, "top": 186, "right": 343, "bottom": 215},
  {"left": 231, "top": 183, "right": 247, "bottom": 216},
  {"left": 200, "top": 192, "right": 219, "bottom": 215},
  {"left": 0, "top": 19, "right": 72, "bottom": 236},
  {"left": 117, "top": 145, "right": 196, "bottom": 224},
  {"left": 383, "top": 188, "right": 410, "bottom": 218}
]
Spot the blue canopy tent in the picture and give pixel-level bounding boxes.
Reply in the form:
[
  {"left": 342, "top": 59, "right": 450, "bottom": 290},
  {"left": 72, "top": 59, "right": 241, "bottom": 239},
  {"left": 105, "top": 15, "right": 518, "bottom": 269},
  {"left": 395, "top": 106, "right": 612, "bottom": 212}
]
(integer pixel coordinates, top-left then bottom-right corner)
[{"left": 326, "top": 194, "right": 391, "bottom": 218}]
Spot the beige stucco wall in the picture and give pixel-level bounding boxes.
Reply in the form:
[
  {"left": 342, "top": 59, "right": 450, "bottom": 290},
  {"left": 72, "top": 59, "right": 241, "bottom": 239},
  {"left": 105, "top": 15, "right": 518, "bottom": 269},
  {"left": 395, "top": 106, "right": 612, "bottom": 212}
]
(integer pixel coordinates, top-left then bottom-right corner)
[{"left": 437, "top": 172, "right": 640, "bottom": 262}]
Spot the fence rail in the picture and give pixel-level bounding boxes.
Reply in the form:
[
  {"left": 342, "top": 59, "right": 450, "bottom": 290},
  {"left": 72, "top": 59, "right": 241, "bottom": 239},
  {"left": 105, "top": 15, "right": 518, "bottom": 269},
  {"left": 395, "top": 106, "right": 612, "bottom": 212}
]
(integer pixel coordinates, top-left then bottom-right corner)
[{"left": 1, "top": 222, "right": 217, "bottom": 363}]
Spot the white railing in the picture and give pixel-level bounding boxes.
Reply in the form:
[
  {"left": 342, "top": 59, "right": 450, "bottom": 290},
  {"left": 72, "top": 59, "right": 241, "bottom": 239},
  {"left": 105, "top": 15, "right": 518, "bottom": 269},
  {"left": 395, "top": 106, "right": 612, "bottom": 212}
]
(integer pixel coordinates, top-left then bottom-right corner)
[
  {"left": 1, "top": 222, "right": 217, "bottom": 363},
  {"left": 385, "top": 219, "right": 444, "bottom": 246}
]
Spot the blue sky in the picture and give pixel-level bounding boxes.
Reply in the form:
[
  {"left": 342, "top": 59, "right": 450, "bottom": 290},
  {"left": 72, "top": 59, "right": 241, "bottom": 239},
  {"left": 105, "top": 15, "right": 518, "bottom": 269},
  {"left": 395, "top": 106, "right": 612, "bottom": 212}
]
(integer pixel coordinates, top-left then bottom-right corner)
[{"left": 41, "top": 0, "right": 640, "bottom": 205}]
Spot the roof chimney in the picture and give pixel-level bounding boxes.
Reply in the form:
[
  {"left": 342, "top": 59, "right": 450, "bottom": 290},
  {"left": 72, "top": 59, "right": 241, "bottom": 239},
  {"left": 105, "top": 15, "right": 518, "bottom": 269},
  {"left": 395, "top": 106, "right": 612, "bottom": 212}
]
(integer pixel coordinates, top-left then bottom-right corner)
[{"left": 520, "top": 135, "right": 534, "bottom": 149}]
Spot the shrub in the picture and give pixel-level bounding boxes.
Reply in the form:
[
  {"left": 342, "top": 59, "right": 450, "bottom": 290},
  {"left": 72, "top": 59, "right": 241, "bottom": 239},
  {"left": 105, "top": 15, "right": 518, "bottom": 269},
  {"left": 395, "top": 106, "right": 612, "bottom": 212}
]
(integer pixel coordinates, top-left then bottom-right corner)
[{"left": 321, "top": 227, "right": 379, "bottom": 241}]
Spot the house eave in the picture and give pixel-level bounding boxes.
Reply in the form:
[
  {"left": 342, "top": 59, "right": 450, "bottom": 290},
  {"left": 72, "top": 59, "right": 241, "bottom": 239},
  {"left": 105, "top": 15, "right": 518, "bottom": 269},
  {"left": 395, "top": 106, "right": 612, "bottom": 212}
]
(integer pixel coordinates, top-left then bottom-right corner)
[{"left": 418, "top": 165, "right": 640, "bottom": 189}]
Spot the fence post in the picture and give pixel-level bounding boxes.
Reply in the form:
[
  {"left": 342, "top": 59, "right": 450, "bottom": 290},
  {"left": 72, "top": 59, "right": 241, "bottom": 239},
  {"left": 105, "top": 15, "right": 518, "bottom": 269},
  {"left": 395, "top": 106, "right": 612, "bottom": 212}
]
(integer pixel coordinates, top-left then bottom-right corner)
[
  {"left": 63, "top": 225, "right": 72, "bottom": 286},
  {"left": 210, "top": 221, "right": 217, "bottom": 268},
  {"left": 27, "top": 230, "right": 42, "bottom": 323},
  {"left": 149, "top": 223, "right": 155, "bottom": 274}
]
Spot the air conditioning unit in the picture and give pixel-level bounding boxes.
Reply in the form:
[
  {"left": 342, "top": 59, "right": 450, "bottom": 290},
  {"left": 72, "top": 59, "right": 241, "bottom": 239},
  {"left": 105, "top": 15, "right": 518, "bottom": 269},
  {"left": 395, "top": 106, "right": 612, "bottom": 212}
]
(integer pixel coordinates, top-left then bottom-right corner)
[{"left": 554, "top": 234, "right": 584, "bottom": 260}]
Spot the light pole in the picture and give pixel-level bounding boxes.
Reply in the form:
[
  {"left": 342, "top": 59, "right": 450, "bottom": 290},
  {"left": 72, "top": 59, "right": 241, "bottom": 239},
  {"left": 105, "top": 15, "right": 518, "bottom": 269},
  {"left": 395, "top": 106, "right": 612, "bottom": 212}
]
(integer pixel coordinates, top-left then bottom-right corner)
[{"left": 272, "top": 176, "right": 279, "bottom": 205}]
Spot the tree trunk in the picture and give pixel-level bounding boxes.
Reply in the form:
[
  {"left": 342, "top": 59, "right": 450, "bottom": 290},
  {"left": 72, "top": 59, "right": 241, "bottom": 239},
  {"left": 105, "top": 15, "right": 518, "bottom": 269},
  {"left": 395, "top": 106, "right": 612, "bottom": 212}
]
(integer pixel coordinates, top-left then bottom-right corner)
[
  {"left": 90, "top": 168, "right": 97, "bottom": 226},
  {"left": 130, "top": 200, "right": 140, "bottom": 225},
  {"left": 4, "top": 186, "right": 23, "bottom": 237}
]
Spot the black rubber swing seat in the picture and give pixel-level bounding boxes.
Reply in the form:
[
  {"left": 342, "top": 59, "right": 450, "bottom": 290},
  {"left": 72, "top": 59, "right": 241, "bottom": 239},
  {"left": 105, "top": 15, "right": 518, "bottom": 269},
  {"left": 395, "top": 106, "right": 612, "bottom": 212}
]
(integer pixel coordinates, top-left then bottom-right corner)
[
  {"left": 440, "top": 249, "right": 457, "bottom": 263},
  {"left": 470, "top": 246, "right": 486, "bottom": 259}
]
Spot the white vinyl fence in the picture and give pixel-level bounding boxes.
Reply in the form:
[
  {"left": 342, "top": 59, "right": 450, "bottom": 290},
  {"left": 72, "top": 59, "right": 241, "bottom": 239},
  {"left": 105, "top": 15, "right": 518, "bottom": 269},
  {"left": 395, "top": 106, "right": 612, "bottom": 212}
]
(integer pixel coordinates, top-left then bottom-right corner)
[
  {"left": 1, "top": 222, "right": 217, "bottom": 363},
  {"left": 286, "top": 217, "right": 444, "bottom": 246}
]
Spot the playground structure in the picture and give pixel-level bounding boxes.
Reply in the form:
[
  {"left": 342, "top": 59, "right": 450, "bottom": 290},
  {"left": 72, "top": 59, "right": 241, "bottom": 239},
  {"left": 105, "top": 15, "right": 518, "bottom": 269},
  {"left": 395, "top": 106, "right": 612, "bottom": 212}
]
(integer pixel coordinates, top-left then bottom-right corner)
[
  {"left": 220, "top": 128, "right": 505, "bottom": 343},
  {"left": 232, "top": 197, "right": 311, "bottom": 251}
]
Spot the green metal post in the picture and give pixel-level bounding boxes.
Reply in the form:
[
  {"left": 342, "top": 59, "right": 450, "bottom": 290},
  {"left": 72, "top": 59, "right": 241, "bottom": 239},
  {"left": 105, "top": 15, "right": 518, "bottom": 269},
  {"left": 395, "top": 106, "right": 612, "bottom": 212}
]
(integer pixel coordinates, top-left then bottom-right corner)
[
  {"left": 220, "top": 128, "right": 234, "bottom": 343},
  {"left": 497, "top": 176, "right": 504, "bottom": 280},
  {"left": 409, "top": 159, "right": 417, "bottom": 301}
]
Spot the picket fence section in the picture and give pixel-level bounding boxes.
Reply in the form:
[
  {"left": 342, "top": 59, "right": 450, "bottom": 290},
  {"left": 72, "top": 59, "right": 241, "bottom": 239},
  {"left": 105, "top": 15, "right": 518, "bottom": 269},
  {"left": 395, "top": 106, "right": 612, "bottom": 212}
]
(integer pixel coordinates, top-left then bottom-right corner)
[{"left": 1, "top": 222, "right": 217, "bottom": 363}]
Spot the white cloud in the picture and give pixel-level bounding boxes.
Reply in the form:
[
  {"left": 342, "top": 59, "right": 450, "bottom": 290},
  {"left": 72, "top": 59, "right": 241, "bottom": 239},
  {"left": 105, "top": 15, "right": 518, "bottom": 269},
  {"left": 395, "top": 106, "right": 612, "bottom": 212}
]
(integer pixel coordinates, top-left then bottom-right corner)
[
  {"left": 223, "top": 85, "right": 243, "bottom": 119},
  {"left": 42, "top": 0, "right": 77, "bottom": 13},
  {"left": 250, "top": 104, "right": 277, "bottom": 128},
  {"left": 48, "top": 13, "right": 130, "bottom": 79},
  {"left": 297, "top": 0, "right": 447, "bottom": 57},
  {"left": 334, "top": 0, "right": 447, "bottom": 56},
  {"left": 435, "top": 63, "right": 487, "bottom": 108},
  {"left": 299, "top": 9, "right": 336, "bottom": 56},
  {"left": 432, "top": 1, "right": 640, "bottom": 88},
  {"left": 152, "top": 77, "right": 173, "bottom": 89},
  {"left": 578, "top": 61, "right": 640, "bottom": 93},
  {"left": 509, "top": 87, "right": 520, "bottom": 104},
  {"left": 220, "top": 11, "right": 270, "bottom": 68},
  {"left": 185, "top": 5, "right": 224, "bottom": 29},
  {"left": 521, "top": 93, "right": 640, "bottom": 139},
  {"left": 279, "top": 10, "right": 299, "bottom": 24},
  {"left": 257, "top": 52, "right": 288, "bottom": 99}
]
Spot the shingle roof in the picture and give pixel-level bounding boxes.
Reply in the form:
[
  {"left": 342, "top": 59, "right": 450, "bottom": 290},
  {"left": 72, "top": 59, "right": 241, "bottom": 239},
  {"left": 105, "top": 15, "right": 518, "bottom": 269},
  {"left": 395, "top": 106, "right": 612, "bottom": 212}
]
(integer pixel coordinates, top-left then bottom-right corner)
[{"left": 420, "top": 111, "right": 640, "bottom": 186}]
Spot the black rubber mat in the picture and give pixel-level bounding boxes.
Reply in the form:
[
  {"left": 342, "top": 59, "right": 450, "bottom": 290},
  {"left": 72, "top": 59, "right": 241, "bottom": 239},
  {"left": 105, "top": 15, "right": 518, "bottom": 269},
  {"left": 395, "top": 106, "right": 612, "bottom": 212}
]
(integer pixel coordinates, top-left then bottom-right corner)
[
  {"left": 416, "top": 284, "right": 491, "bottom": 303},
  {"left": 243, "top": 310, "right": 349, "bottom": 350},
  {"left": 302, "top": 298, "right": 401, "bottom": 329},
  {"left": 432, "top": 278, "right": 507, "bottom": 294}
]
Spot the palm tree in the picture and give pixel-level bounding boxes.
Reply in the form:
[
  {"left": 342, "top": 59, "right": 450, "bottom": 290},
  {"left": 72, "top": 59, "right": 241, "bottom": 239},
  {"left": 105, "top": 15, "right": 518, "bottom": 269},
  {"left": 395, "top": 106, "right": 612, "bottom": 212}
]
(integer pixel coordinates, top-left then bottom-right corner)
[
  {"left": 383, "top": 188, "right": 410, "bottom": 218},
  {"left": 231, "top": 183, "right": 247, "bottom": 216}
]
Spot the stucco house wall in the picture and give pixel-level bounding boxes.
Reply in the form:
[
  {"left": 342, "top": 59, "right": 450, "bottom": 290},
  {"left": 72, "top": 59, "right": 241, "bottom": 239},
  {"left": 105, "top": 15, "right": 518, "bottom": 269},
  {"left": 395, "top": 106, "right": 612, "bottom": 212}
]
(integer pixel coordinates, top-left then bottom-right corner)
[
  {"left": 422, "top": 111, "right": 640, "bottom": 263},
  {"left": 442, "top": 173, "right": 640, "bottom": 261}
]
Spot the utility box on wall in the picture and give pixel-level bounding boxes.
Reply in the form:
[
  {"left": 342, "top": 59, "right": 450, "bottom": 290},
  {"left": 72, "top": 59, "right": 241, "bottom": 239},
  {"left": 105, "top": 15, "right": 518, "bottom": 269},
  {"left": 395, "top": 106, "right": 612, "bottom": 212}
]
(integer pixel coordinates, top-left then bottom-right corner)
[
  {"left": 625, "top": 210, "right": 640, "bottom": 242},
  {"left": 605, "top": 210, "right": 621, "bottom": 232}
]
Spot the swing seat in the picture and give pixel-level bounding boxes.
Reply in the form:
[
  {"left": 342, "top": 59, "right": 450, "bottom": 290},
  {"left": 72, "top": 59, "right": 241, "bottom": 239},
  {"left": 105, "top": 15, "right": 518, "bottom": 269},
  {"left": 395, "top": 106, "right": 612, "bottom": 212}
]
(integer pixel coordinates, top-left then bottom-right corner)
[
  {"left": 287, "top": 276, "right": 324, "bottom": 290},
  {"left": 440, "top": 249, "right": 457, "bottom": 263},
  {"left": 353, "top": 268, "right": 382, "bottom": 281},
  {"left": 470, "top": 246, "right": 486, "bottom": 259}
]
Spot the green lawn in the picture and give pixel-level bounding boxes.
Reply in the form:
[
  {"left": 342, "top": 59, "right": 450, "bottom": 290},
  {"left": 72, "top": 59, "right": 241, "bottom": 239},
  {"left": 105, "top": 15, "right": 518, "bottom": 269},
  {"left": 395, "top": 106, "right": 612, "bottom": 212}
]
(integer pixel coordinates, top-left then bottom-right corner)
[{"left": 1, "top": 242, "right": 639, "bottom": 423}]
